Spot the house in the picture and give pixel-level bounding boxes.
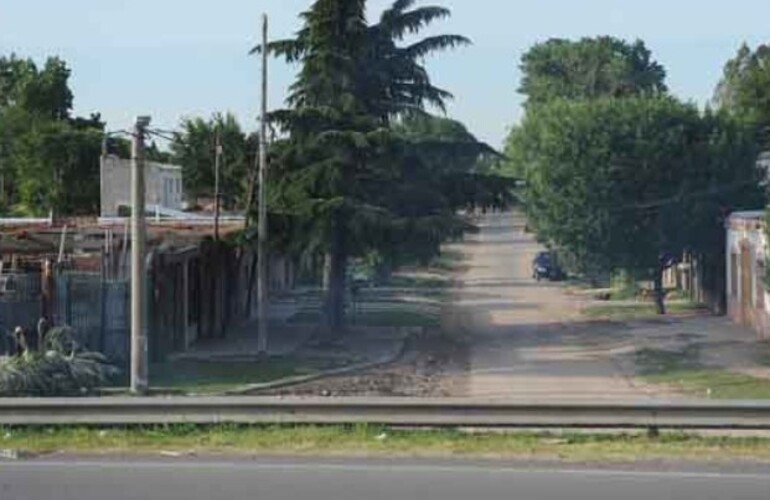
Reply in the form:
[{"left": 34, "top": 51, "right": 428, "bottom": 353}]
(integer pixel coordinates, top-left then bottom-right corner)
[
  {"left": 100, "top": 156, "right": 184, "bottom": 217},
  {"left": 0, "top": 219, "right": 297, "bottom": 362},
  {"left": 726, "top": 211, "right": 770, "bottom": 340}
]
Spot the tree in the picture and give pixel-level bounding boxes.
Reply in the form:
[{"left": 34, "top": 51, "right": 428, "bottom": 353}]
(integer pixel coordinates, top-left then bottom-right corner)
[
  {"left": 714, "top": 43, "right": 770, "bottom": 138},
  {"left": 260, "top": 0, "right": 474, "bottom": 333},
  {"left": 170, "top": 113, "right": 254, "bottom": 209},
  {"left": 518, "top": 37, "right": 667, "bottom": 107},
  {"left": 395, "top": 114, "right": 513, "bottom": 212},
  {"left": 11, "top": 118, "right": 103, "bottom": 216},
  {"left": 0, "top": 54, "right": 108, "bottom": 216},
  {"left": 0, "top": 55, "right": 73, "bottom": 120},
  {"left": 510, "top": 96, "right": 763, "bottom": 314}
]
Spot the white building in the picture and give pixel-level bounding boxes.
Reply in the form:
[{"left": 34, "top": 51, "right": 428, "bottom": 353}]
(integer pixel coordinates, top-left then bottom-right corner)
[{"left": 100, "top": 156, "right": 184, "bottom": 217}]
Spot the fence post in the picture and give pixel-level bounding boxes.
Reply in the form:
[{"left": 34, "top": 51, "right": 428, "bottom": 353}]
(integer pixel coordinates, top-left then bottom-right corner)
[
  {"left": 65, "top": 276, "right": 72, "bottom": 327},
  {"left": 40, "top": 260, "right": 54, "bottom": 327},
  {"left": 100, "top": 279, "right": 107, "bottom": 353}
]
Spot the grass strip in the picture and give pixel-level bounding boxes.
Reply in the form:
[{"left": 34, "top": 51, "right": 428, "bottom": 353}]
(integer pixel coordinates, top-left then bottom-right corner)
[
  {"left": 3, "top": 425, "right": 770, "bottom": 463},
  {"left": 583, "top": 302, "right": 707, "bottom": 320}
]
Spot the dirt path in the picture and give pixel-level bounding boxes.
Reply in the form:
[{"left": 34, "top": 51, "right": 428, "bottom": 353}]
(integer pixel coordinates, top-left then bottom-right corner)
[
  {"left": 442, "top": 212, "right": 664, "bottom": 400},
  {"left": 248, "top": 212, "right": 770, "bottom": 399}
]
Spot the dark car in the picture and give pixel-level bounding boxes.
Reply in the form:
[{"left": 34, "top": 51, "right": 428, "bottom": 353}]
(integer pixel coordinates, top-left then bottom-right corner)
[{"left": 532, "top": 251, "right": 565, "bottom": 281}]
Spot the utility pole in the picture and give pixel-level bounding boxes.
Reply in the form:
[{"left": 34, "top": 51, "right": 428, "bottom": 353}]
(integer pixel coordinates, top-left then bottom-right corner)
[
  {"left": 0, "top": 144, "right": 4, "bottom": 209},
  {"left": 214, "top": 130, "right": 222, "bottom": 241},
  {"left": 131, "top": 115, "right": 151, "bottom": 395},
  {"left": 257, "top": 13, "right": 269, "bottom": 355}
]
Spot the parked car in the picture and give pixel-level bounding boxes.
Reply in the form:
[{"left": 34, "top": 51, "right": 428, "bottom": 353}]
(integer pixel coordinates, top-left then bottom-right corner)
[{"left": 531, "top": 251, "right": 565, "bottom": 281}]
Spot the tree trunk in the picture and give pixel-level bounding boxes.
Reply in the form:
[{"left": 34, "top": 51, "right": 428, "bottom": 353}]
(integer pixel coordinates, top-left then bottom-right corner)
[
  {"left": 321, "top": 226, "right": 347, "bottom": 339},
  {"left": 654, "top": 267, "right": 666, "bottom": 315}
]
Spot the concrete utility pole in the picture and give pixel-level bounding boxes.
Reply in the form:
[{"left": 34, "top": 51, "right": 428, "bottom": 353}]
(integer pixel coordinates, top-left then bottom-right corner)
[
  {"left": 214, "top": 130, "right": 222, "bottom": 241},
  {"left": 0, "top": 144, "right": 5, "bottom": 208},
  {"left": 131, "top": 115, "right": 151, "bottom": 395},
  {"left": 257, "top": 13, "right": 269, "bottom": 355}
]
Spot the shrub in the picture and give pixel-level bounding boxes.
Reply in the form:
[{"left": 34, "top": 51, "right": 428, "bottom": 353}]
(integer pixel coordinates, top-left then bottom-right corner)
[{"left": 0, "top": 326, "right": 119, "bottom": 397}]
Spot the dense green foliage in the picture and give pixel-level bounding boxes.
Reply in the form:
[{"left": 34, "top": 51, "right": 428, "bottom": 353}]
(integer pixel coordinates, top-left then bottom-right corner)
[
  {"left": 714, "top": 43, "right": 770, "bottom": 138},
  {"left": 518, "top": 37, "right": 667, "bottom": 107},
  {"left": 261, "top": 0, "right": 509, "bottom": 330},
  {"left": 170, "top": 113, "right": 257, "bottom": 209},
  {"left": 0, "top": 55, "right": 105, "bottom": 216},
  {"left": 504, "top": 34, "right": 768, "bottom": 314},
  {"left": 510, "top": 97, "right": 763, "bottom": 283}
]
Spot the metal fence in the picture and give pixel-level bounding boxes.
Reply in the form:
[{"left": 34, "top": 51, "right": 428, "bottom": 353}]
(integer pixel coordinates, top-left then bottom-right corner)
[
  {"left": 0, "top": 271, "right": 129, "bottom": 362},
  {"left": 54, "top": 272, "right": 130, "bottom": 363},
  {"left": 0, "top": 272, "right": 43, "bottom": 355}
]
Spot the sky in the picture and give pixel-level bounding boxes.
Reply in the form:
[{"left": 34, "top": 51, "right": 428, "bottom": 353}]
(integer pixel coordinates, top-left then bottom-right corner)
[{"left": 2, "top": 0, "right": 769, "bottom": 148}]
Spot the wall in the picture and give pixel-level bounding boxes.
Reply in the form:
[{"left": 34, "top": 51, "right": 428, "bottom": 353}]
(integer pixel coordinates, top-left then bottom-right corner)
[
  {"left": 147, "top": 243, "right": 296, "bottom": 361},
  {"left": 726, "top": 215, "right": 770, "bottom": 340},
  {"left": 100, "top": 156, "right": 183, "bottom": 217}
]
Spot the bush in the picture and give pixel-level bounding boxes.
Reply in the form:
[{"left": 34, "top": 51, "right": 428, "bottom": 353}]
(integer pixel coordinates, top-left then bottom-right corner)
[{"left": 0, "top": 326, "right": 119, "bottom": 397}]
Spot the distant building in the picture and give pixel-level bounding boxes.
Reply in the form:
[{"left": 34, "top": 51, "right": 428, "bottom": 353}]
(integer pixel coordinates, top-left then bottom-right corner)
[
  {"left": 726, "top": 211, "right": 770, "bottom": 340},
  {"left": 100, "top": 156, "right": 184, "bottom": 217}
]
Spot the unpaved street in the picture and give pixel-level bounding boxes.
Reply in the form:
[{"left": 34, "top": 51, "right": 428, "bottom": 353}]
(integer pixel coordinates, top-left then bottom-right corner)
[
  {"left": 258, "top": 211, "right": 769, "bottom": 399},
  {"left": 444, "top": 212, "right": 661, "bottom": 400}
]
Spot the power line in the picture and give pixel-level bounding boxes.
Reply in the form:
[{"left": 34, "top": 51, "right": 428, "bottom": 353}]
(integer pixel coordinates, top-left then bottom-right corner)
[
  {"left": 610, "top": 178, "right": 761, "bottom": 214},
  {"left": 145, "top": 129, "right": 177, "bottom": 143}
]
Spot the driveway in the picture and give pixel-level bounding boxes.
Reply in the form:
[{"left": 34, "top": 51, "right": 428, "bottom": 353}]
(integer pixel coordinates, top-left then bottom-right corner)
[{"left": 443, "top": 212, "right": 668, "bottom": 400}]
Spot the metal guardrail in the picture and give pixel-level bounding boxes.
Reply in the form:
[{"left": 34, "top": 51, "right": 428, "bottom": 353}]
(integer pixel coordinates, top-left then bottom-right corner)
[{"left": 1, "top": 398, "right": 770, "bottom": 430}]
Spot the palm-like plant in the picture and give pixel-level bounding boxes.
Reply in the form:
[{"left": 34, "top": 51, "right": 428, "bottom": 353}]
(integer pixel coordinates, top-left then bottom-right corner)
[{"left": 0, "top": 326, "right": 119, "bottom": 397}]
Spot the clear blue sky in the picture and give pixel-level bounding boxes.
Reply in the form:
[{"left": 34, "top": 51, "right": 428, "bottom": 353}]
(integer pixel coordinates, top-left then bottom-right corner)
[{"left": 2, "top": 0, "right": 769, "bottom": 148}]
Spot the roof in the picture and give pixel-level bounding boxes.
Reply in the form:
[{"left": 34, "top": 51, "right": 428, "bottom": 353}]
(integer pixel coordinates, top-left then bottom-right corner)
[
  {"left": 727, "top": 210, "right": 767, "bottom": 232},
  {"left": 729, "top": 211, "right": 766, "bottom": 222},
  {"left": 102, "top": 156, "right": 182, "bottom": 172},
  {"left": 0, "top": 218, "right": 245, "bottom": 256}
]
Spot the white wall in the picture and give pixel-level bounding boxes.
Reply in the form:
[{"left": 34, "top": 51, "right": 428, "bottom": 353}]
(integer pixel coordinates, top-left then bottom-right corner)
[
  {"left": 100, "top": 157, "right": 183, "bottom": 216},
  {"left": 727, "top": 219, "right": 769, "bottom": 314}
]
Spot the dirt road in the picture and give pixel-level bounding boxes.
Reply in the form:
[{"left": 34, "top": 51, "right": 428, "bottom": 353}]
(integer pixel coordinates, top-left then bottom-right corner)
[
  {"left": 444, "top": 212, "right": 660, "bottom": 400},
  {"left": 254, "top": 211, "right": 769, "bottom": 399}
]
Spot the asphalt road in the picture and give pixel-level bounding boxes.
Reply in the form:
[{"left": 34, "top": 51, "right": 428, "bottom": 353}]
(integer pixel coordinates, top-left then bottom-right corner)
[{"left": 1, "top": 457, "right": 769, "bottom": 500}]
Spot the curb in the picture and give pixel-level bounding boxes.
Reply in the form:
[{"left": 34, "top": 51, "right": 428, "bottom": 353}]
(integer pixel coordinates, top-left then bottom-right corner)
[{"left": 221, "top": 333, "right": 415, "bottom": 396}]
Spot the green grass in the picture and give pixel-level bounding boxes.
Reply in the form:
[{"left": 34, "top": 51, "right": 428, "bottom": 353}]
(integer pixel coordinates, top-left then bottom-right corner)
[
  {"left": 646, "top": 370, "right": 770, "bottom": 399},
  {"left": 147, "top": 358, "right": 345, "bottom": 394},
  {"left": 289, "top": 309, "right": 440, "bottom": 328},
  {"left": 3, "top": 425, "right": 770, "bottom": 462},
  {"left": 635, "top": 346, "right": 770, "bottom": 399},
  {"left": 387, "top": 275, "right": 452, "bottom": 290},
  {"left": 583, "top": 302, "right": 707, "bottom": 320},
  {"left": 428, "top": 250, "right": 465, "bottom": 273}
]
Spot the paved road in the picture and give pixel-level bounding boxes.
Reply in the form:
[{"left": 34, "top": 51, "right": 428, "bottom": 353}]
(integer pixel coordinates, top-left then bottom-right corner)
[
  {"left": 447, "top": 212, "right": 659, "bottom": 400},
  {"left": 2, "top": 457, "right": 769, "bottom": 500}
]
